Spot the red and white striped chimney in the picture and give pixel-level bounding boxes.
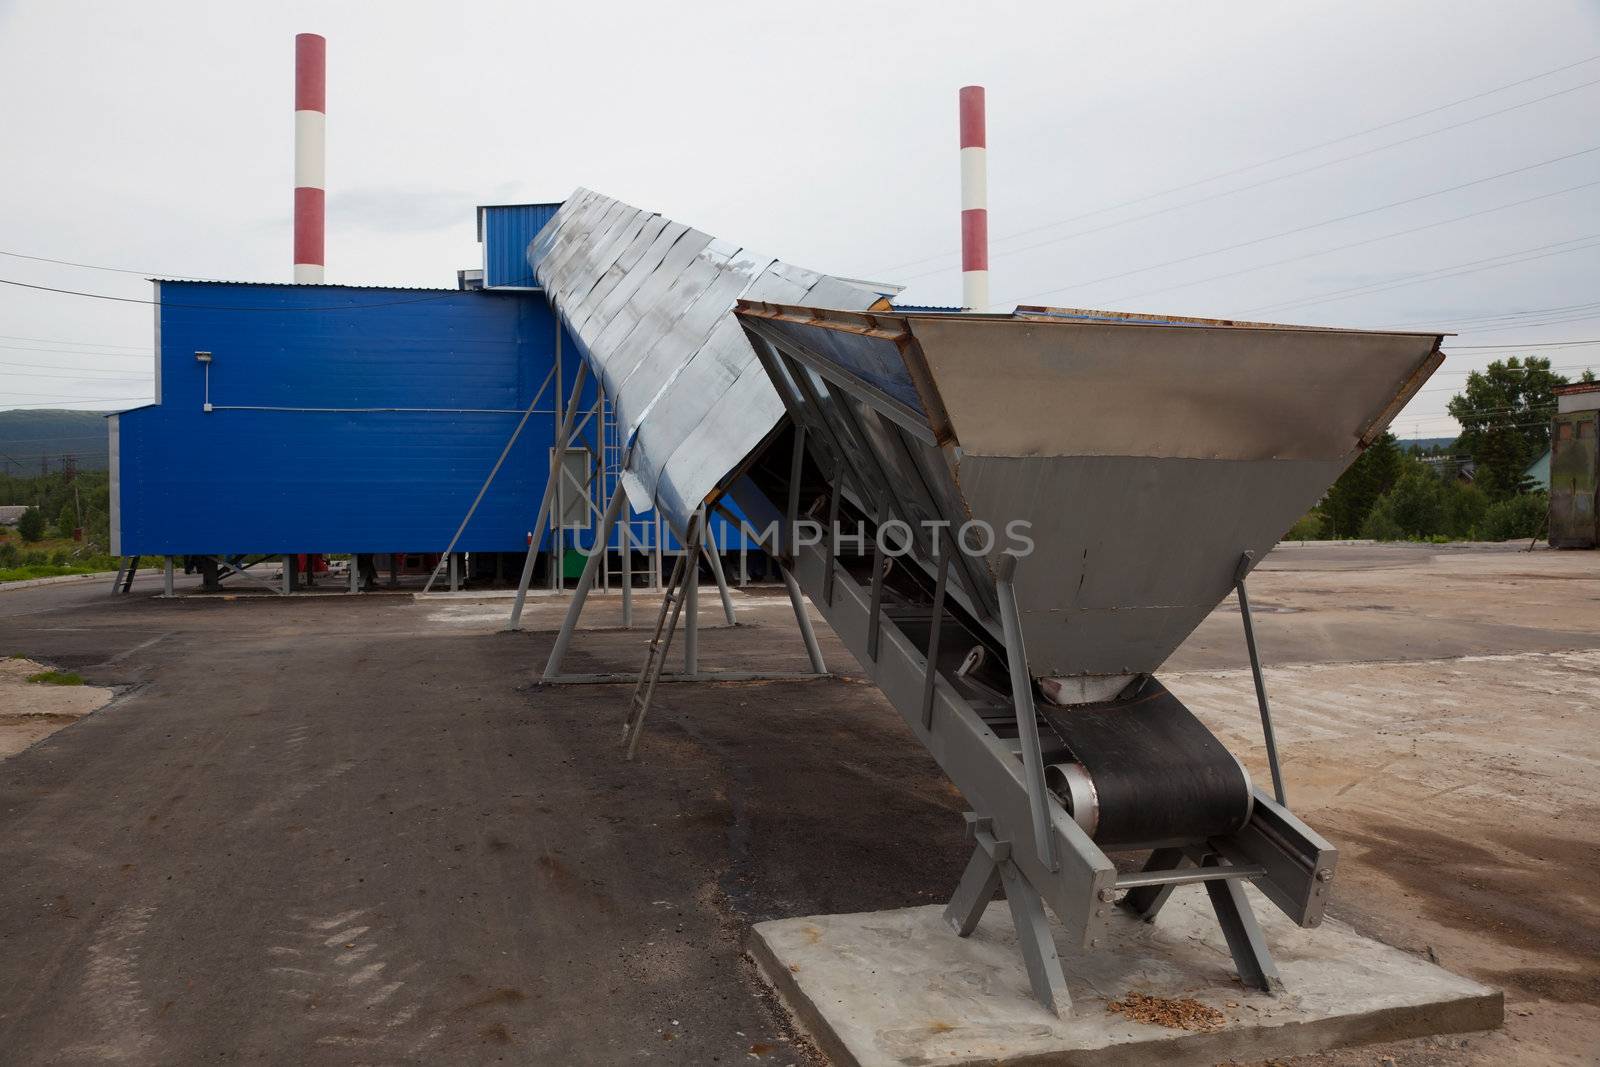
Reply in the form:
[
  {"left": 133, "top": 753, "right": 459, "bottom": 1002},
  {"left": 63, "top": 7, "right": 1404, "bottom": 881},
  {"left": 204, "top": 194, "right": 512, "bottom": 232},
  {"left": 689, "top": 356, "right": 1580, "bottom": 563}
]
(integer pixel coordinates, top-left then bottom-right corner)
[
  {"left": 958, "top": 85, "right": 988, "bottom": 312},
  {"left": 293, "top": 33, "right": 326, "bottom": 284}
]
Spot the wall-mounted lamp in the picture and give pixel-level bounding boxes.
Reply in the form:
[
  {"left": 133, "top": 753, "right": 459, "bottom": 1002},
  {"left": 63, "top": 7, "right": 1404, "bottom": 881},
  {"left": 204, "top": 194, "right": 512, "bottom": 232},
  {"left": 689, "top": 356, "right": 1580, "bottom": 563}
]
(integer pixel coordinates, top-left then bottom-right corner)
[{"left": 196, "top": 351, "right": 214, "bottom": 411}]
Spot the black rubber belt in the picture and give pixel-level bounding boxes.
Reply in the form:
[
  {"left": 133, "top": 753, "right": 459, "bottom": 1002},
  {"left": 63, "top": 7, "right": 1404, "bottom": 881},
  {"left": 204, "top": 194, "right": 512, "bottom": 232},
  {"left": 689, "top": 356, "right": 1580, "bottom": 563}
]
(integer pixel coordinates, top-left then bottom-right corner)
[{"left": 1039, "top": 678, "right": 1252, "bottom": 850}]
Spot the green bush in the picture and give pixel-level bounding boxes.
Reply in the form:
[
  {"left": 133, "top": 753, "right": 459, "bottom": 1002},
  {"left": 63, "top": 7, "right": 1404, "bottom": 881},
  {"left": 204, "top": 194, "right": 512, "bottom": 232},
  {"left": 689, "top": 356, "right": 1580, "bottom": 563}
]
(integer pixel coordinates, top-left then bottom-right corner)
[
  {"left": 1284, "top": 510, "right": 1326, "bottom": 541},
  {"left": 49, "top": 549, "right": 70, "bottom": 566},
  {"left": 1480, "top": 492, "right": 1547, "bottom": 541},
  {"left": 1360, "top": 499, "right": 1405, "bottom": 541},
  {"left": 16, "top": 506, "right": 45, "bottom": 543},
  {"left": 1385, "top": 468, "right": 1445, "bottom": 538},
  {"left": 1442, "top": 482, "right": 1488, "bottom": 539},
  {"left": 0, "top": 543, "right": 17, "bottom": 567}
]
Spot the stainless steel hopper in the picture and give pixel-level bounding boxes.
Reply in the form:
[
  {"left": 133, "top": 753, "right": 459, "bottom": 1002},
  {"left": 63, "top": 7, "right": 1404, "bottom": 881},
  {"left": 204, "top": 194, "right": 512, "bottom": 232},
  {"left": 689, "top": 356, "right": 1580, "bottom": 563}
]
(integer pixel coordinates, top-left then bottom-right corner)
[
  {"left": 728, "top": 299, "right": 1443, "bottom": 1014},
  {"left": 736, "top": 302, "right": 1442, "bottom": 686}
]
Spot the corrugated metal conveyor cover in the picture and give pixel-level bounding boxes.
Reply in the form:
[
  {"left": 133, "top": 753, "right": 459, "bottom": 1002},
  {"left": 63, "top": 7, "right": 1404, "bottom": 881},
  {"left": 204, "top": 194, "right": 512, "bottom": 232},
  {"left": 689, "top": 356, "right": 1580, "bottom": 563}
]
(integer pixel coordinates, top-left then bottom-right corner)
[{"left": 528, "top": 188, "right": 897, "bottom": 534}]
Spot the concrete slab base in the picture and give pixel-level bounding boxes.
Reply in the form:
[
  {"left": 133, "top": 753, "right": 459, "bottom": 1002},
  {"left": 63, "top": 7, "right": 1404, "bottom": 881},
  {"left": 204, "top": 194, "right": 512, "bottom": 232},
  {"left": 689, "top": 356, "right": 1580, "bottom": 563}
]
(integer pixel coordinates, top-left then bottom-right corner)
[{"left": 749, "top": 888, "right": 1501, "bottom": 1067}]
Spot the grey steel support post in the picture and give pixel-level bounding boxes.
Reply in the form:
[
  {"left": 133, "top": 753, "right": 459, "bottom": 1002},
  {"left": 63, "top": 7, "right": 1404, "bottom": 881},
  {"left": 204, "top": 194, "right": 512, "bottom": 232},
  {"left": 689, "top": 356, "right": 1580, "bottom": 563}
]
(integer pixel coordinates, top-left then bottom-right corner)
[
  {"left": 943, "top": 814, "right": 1070, "bottom": 1016},
  {"left": 163, "top": 557, "right": 174, "bottom": 597},
  {"left": 701, "top": 520, "right": 737, "bottom": 626},
  {"left": 1234, "top": 551, "right": 1287, "bottom": 806},
  {"left": 866, "top": 533, "right": 885, "bottom": 663},
  {"left": 110, "top": 558, "right": 128, "bottom": 594},
  {"left": 822, "top": 481, "right": 840, "bottom": 606},
  {"left": 921, "top": 552, "right": 950, "bottom": 730},
  {"left": 448, "top": 553, "right": 459, "bottom": 592},
  {"left": 543, "top": 483, "right": 628, "bottom": 681},
  {"left": 780, "top": 565, "right": 827, "bottom": 675},
  {"left": 282, "top": 556, "right": 294, "bottom": 595},
  {"left": 121, "top": 558, "right": 139, "bottom": 593},
  {"left": 350, "top": 554, "right": 360, "bottom": 593},
  {"left": 619, "top": 513, "right": 634, "bottom": 629},
  {"left": 786, "top": 427, "right": 806, "bottom": 556},
  {"left": 684, "top": 511, "right": 701, "bottom": 677},
  {"left": 1202, "top": 854, "right": 1284, "bottom": 994},
  {"left": 508, "top": 363, "right": 591, "bottom": 631},
  {"left": 995, "top": 555, "right": 1059, "bottom": 873},
  {"left": 653, "top": 514, "right": 663, "bottom": 589}
]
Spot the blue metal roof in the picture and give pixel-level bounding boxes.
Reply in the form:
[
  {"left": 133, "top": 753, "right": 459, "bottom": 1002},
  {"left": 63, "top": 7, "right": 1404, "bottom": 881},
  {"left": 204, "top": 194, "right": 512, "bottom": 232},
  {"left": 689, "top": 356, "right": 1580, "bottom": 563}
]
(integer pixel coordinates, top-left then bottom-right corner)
[{"left": 479, "top": 203, "right": 562, "bottom": 288}]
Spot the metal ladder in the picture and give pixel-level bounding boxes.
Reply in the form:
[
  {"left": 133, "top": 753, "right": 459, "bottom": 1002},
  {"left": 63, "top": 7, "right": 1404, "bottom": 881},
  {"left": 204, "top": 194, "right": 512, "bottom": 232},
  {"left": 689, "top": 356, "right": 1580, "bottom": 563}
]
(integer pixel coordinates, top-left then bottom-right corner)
[{"left": 622, "top": 518, "right": 701, "bottom": 759}]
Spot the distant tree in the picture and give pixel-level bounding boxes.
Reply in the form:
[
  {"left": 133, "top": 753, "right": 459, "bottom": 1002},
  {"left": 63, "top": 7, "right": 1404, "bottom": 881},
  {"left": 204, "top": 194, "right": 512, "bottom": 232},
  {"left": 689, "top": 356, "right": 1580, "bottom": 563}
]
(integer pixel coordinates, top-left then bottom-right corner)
[
  {"left": 1582, "top": 368, "right": 1597, "bottom": 383},
  {"left": 1384, "top": 465, "right": 1446, "bottom": 538},
  {"left": 16, "top": 506, "right": 46, "bottom": 543},
  {"left": 54, "top": 503, "right": 76, "bottom": 539},
  {"left": 1323, "top": 431, "right": 1402, "bottom": 537},
  {"left": 1447, "top": 357, "right": 1567, "bottom": 500},
  {"left": 1480, "top": 491, "right": 1548, "bottom": 541},
  {"left": 1442, "top": 481, "right": 1488, "bottom": 539}
]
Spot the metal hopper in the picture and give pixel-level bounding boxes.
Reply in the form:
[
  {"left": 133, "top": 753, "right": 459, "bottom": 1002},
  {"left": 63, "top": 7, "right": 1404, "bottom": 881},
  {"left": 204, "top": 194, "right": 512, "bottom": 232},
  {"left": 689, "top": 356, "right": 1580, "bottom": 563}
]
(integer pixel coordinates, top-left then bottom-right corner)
[
  {"left": 736, "top": 301, "right": 1443, "bottom": 688},
  {"left": 728, "top": 299, "right": 1443, "bottom": 1014}
]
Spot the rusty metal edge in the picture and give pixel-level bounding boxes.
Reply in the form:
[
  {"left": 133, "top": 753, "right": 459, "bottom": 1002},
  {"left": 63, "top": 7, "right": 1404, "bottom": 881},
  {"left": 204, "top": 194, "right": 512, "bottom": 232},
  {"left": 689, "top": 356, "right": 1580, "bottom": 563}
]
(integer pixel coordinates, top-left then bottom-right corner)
[{"left": 1358, "top": 341, "right": 1447, "bottom": 448}]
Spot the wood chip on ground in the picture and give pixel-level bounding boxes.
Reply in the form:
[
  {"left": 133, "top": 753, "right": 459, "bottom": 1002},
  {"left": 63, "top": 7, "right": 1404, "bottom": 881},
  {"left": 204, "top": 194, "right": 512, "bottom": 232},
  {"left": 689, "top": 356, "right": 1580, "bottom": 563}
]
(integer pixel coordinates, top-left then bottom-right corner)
[{"left": 1105, "top": 991, "right": 1226, "bottom": 1032}]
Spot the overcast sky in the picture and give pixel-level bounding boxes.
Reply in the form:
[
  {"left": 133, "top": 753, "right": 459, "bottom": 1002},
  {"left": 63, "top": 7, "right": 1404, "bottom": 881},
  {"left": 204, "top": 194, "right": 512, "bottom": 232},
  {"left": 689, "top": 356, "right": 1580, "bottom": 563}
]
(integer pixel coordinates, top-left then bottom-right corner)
[{"left": 2, "top": 0, "right": 1598, "bottom": 441}]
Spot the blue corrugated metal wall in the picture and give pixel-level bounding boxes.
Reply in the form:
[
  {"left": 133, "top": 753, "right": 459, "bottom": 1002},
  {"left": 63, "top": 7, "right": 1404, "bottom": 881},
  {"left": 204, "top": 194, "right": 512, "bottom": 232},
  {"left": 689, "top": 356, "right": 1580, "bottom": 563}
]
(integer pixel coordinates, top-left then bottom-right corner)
[
  {"left": 480, "top": 204, "right": 561, "bottom": 288},
  {"left": 113, "top": 281, "right": 591, "bottom": 555}
]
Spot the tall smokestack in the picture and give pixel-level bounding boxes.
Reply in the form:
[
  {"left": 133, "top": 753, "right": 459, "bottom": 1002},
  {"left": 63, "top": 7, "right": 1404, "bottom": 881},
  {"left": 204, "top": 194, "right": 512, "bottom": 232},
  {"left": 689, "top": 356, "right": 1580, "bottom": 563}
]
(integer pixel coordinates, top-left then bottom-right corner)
[
  {"left": 294, "top": 33, "right": 326, "bottom": 284},
  {"left": 958, "top": 85, "right": 988, "bottom": 312}
]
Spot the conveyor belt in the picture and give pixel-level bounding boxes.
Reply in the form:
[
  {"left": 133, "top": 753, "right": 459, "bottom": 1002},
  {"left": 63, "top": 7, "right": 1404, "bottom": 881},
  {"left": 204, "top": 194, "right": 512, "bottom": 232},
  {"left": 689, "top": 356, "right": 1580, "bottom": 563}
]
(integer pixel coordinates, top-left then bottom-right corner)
[{"left": 1039, "top": 679, "right": 1253, "bottom": 850}]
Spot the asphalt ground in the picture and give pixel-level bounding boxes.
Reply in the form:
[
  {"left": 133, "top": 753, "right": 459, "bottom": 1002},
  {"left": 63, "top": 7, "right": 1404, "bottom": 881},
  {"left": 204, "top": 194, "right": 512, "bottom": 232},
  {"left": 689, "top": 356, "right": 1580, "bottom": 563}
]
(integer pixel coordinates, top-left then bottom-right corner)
[{"left": 0, "top": 543, "right": 1596, "bottom": 1065}]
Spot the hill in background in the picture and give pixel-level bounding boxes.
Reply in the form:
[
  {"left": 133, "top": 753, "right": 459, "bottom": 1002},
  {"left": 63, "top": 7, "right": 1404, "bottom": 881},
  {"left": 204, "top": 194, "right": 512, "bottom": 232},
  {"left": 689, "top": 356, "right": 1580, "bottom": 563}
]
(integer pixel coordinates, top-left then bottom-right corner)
[
  {"left": 0, "top": 409, "right": 112, "bottom": 473},
  {"left": 1399, "top": 435, "right": 1458, "bottom": 452}
]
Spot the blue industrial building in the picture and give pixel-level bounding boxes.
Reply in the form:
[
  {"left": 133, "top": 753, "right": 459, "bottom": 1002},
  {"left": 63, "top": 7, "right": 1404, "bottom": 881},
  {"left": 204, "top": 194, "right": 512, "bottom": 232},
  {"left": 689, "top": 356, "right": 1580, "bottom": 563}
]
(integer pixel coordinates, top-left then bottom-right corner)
[{"left": 109, "top": 202, "right": 757, "bottom": 589}]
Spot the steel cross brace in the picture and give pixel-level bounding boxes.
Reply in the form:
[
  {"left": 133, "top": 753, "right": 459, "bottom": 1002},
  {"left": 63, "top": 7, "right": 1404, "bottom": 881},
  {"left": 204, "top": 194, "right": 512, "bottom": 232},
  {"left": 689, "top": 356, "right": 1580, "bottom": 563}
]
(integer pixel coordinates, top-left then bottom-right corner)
[
  {"left": 1118, "top": 845, "right": 1284, "bottom": 995},
  {"left": 943, "top": 812, "right": 1071, "bottom": 1016}
]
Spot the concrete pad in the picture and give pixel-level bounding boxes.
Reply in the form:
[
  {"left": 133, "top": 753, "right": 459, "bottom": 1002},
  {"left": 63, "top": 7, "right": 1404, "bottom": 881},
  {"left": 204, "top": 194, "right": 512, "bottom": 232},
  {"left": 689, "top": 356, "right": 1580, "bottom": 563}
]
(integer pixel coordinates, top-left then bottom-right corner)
[{"left": 750, "top": 888, "right": 1501, "bottom": 1067}]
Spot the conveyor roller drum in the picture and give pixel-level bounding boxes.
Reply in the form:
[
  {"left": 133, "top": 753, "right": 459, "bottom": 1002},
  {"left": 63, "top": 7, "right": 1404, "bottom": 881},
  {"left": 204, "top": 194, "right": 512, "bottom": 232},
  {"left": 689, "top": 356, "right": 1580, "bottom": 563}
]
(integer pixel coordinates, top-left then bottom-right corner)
[{"left": 1040, "top": 679, "right": 1253, "bottom": 850}]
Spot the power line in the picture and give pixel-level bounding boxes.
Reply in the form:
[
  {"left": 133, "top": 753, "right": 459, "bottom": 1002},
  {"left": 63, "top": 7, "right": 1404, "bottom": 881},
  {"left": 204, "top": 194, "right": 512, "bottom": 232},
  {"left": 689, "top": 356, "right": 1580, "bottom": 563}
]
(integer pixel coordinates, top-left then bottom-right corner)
[
  {"left": 0, "top": 277, "right": 462, "bottom": 312},
  {"left": 0, "top": 249, "right": 228, "bottom": 280},
  {"left": 1446, "top": 338, "right": 1600, "bottom": 349},
  {"left": 0, "top": 400, "right": 150, "bottom": 410},
  {"left": 1244, "top": 233, "right": 1600, "bottom": 315},
  {"left": 0, "top": 333, "right": 147, "bottom": 351},
  {"left": 999, "top": 143, "right": 1600, "bottom": 306},
  {"left": 3, "top": 389, "right": 155, "bottom": 402},
  {"left": 1086, "top": 177, "right": 1600, "bottom": 309},
  {"left": 1383, "top": 296, "right": 1600, "bottom": 330},
  {"left": 0, "top": 359, "right": 155, "bottom": 375},
  {"left": 870, "top": 52, "right": 1600, "bottom": 276},
  {"left": 0, "top": 344, "right": 151, "bottom": 360}
]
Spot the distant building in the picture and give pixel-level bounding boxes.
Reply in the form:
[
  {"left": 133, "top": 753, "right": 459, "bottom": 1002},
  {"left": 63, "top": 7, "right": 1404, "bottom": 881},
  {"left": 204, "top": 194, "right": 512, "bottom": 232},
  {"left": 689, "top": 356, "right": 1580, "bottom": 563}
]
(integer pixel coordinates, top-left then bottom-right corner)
[
  {"left": 0, "top": 505, "right": 27, "bottom": 527},
  {"left": 1524, "top": 448, "right": 1551, "bottom": 491},
  {"left": 1419, "top": 454, "right": 1475, "bottom": 483},
  {"left": 1549, "top": 382, "right": 1599, "bottom": 549}
]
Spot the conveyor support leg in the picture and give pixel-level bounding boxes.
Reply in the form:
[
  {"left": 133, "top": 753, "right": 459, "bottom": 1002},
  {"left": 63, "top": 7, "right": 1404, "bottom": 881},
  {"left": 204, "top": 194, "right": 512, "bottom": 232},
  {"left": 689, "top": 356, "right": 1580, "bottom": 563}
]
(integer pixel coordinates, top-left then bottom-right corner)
[{"left": 942, "top": 813, "right": 1070, "bottom": 1017}]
